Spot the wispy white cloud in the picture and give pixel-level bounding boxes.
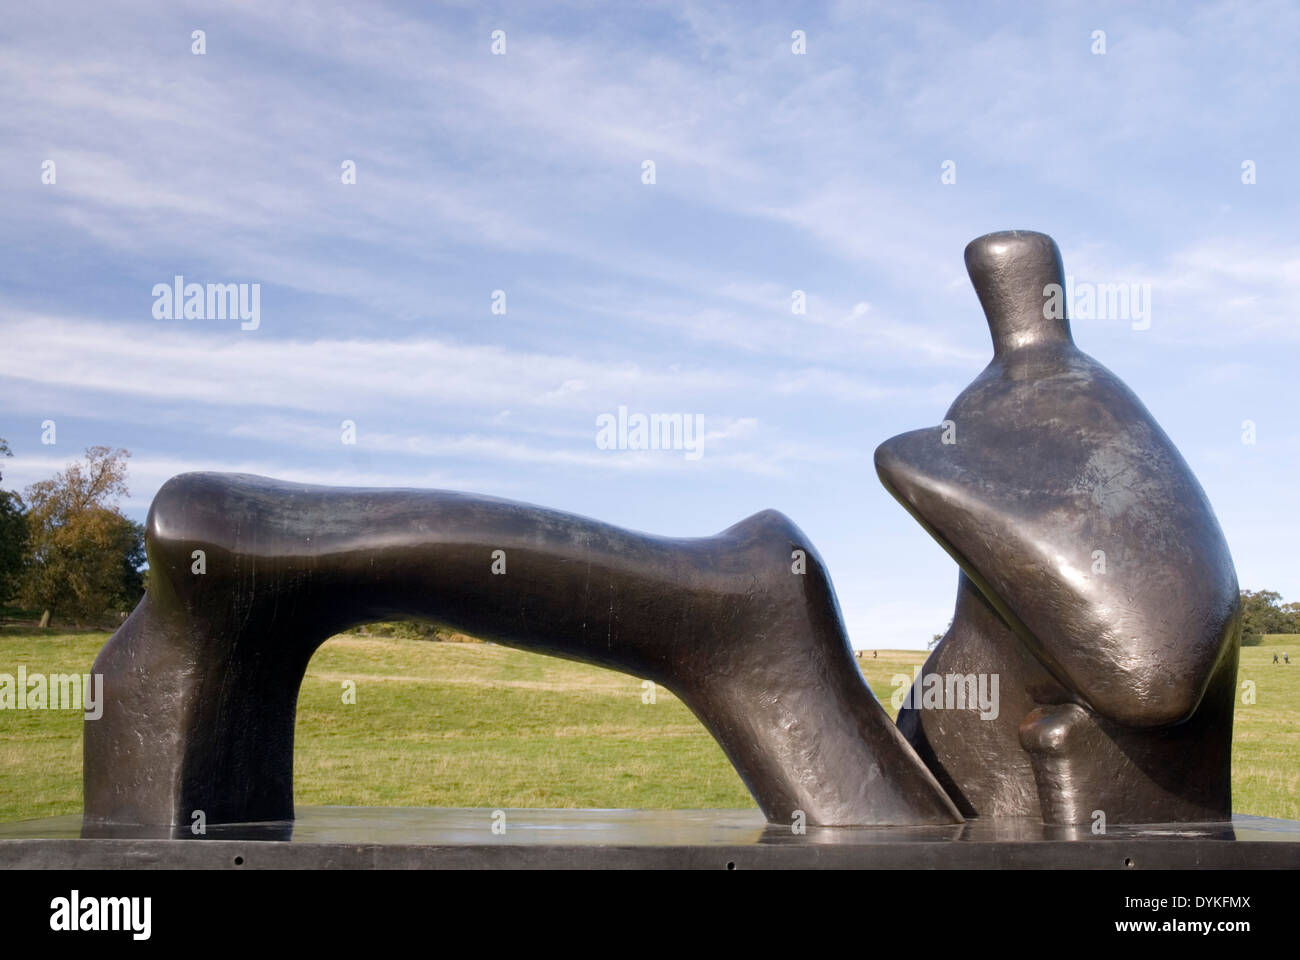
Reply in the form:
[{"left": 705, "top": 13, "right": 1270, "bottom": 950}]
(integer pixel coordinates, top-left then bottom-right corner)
[{"left": 0, "top": 314, "right": 741, "bottom": 411}]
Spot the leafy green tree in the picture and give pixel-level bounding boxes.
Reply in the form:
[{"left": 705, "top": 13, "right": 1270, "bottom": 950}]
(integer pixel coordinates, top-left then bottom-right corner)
[
  {"left": 0, "top": 438, "right": 27, "bottom": 603},
  {"left": 1240, "top": 589, "right": 1300, "bottom": 645},
  {"left": 929, "top": 619, "right": 953, "bottom": 650},
  {"left": 17, "top": 446, "right": 145, "bottom": 627},
  {"left": 1284, "top": 602, "right": 1300, "bottom": 630}
]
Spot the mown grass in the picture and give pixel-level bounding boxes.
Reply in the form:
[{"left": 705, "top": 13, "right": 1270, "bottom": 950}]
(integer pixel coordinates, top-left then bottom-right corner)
[
  {"left": 0, "top": 631, "right": 1296, "bottom": 822},
  {"left": 1227, "top": 634, "right": 1300, "bottom": 818}
]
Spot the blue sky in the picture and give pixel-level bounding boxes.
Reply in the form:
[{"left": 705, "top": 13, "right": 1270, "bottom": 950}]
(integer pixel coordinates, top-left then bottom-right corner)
[{"left": 1, "top": 1, "right": 1297, "bottom": 647}]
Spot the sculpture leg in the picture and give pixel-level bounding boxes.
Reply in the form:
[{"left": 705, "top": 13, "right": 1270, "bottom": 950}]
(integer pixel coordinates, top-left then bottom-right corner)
[
  {"left": 85, "top": 472, "right": 962, "bottom": 828},
  {"left": 897, "top": 573, "right": 1056, "bottom": 818}
]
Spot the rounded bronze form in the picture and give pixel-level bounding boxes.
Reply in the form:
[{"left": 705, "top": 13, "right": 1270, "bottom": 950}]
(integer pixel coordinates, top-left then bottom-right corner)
[{"left": 883, "top": 230, "right": 1240, "bottom": 823}]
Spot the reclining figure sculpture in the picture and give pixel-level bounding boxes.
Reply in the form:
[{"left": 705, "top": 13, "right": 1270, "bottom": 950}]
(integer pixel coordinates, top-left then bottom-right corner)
[{"left": 84, "top": 230, "right": 1241, "bottom": 830}]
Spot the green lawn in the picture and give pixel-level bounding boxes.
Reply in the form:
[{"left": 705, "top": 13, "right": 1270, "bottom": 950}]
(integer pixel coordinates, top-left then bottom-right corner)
[{"left": 1, "top": 630, "right": 1296, "bottom": 822}]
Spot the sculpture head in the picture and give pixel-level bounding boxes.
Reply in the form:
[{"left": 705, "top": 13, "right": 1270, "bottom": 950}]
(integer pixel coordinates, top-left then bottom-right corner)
[{"left": 876, "top": 230, "right": 1240, "bottom": 727}]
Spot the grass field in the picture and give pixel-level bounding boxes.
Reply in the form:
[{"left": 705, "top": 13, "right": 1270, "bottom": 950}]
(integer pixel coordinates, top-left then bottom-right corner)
[{"left": 1, "top": 630, "right": 1296, "bottom": 822}]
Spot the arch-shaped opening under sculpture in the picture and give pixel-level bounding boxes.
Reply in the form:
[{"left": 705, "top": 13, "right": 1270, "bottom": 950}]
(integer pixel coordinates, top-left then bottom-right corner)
[{"left": 290, "top": 628, "right": 753, "bottom": 811}]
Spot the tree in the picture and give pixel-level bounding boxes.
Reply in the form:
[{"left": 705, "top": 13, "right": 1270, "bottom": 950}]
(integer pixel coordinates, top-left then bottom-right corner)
[
  {"left": 929, "top": 619, "right": 953, "bottom": 650},
  {"left": 1284, "top": 602, "right": 1300, "bottom": 630},
  {"left": 0, "top": 438, "right": 27, "bottom": 603},
  {"left": 1240, "top": 589, "right": 1300, "bottom": 645},
  {"left": 17, "top": 446, "right": 145, "bottom": 627}
]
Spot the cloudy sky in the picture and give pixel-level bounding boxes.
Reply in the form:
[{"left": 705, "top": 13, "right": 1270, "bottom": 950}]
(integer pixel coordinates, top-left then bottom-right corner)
[{"left": 1, "top": 1, "right": 1297, "bottom": 647}]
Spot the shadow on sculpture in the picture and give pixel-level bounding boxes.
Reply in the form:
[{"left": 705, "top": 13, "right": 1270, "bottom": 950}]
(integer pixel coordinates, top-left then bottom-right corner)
[{"left": 83, "top": 230, "right": 1240, "bottom": 831}]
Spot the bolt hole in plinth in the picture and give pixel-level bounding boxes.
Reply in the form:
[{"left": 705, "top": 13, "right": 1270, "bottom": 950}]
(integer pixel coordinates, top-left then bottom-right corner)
[
  {"left": 234, "top": 855, "right": 245, "bottom": 866},
  {"left": 1123, "top": 857, "right": 1134, "bottom": 868},
  {"left": 726, "top": 861, "right": 736, "bottom": 870}
]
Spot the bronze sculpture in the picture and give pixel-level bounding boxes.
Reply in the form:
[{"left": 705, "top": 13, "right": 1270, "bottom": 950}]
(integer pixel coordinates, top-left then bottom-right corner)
[
  {"left": 83, "top": 230, "right": 1241, "bottom": 830},
  {"left": 888, "top": 232, "right": 1239, "bottom": 824}
]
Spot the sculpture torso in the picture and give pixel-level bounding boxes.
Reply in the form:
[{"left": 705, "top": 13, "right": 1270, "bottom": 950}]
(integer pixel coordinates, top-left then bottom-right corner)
[{"left": 882, "top": 231, "right": 1241, "bottom": 821}]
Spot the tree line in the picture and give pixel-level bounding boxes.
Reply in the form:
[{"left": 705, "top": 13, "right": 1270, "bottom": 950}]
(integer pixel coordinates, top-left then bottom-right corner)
[
  {"left": 1240, "top": 589, "right": 1300, "bottom": 644},
  {"left": 0, "top": 440, "right": 144, "bottom": 627}
]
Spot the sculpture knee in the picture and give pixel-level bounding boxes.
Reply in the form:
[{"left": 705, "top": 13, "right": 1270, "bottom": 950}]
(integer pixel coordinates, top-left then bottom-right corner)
[
  {"left": 1018, "top": 674, "right": 1235, "bottom": 825},
  {"left": 144, "top": 472, "right": 262, "bottom": 602},
  {"left": 1064, "top": 607, "right": 1241, "bottom": 730}
]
